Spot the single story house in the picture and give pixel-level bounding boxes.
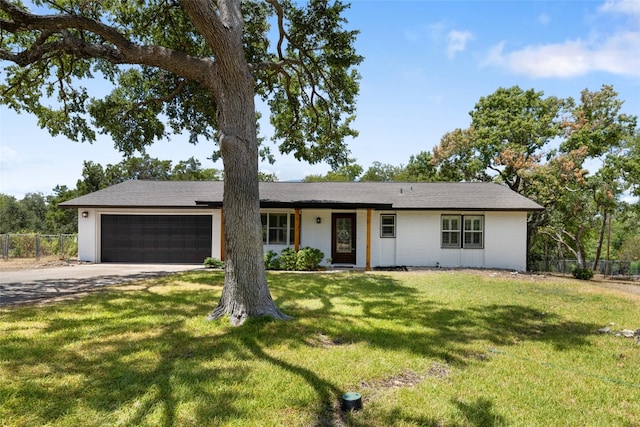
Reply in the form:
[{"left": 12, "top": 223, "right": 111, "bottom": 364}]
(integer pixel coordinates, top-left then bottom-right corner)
[{"left": 61, "top": 180, "right": 544, "bottom": 271}]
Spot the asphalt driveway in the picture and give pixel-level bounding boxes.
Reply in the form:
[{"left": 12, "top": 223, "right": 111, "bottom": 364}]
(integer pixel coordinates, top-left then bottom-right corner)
[{"left": 0, "top": 263, "right": 203, "bottom": 307}]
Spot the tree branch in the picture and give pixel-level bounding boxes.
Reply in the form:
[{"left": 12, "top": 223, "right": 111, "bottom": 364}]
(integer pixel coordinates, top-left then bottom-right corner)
[
  {"left": 0, "top": 0, "right": 213, "bottom": 85},
  {"left": 265, "top": 0, "right": 286, "bottom": 60}
]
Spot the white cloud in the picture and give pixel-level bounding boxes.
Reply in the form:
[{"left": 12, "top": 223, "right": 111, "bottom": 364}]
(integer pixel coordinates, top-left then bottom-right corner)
[
  {"left": 447, "top": 30, "right": 474, "bottom": 59},
  {"left": 599, "top": 0, "right": 640, "bottom": 18},
  {"left": 481, "top": 0, "right": 640, "bottom": 78},
  {"left": 483, "top": 34, "right": 640, "bottom": 78},
  {"left": 412, "top": 22, "right": 474, "bottom": 59}
]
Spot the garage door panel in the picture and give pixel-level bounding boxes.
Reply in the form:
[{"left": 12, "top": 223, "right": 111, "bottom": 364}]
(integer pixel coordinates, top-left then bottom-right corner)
[{"left": 101, "top": 215, "right": 212, "bottom": 263}]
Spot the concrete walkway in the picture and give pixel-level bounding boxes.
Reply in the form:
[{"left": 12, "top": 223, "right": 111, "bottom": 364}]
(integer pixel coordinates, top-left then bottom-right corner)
[{"left": 0, "top": 263, "right": 203, "bottom": 307}]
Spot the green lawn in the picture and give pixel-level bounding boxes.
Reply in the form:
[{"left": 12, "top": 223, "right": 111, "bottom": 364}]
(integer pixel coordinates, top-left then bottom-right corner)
[{"left": 1, "top": 270, "right": 639, "bottom": 426}]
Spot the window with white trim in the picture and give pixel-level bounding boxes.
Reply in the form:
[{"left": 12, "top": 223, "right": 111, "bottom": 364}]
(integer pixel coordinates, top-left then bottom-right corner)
[
  {"left": 441, "top": 215, "right": 484, "bottom": 249},
  {"left": 441, "top": 215, "right": 461, "bottom": 248},
  {"left": 380, "top": 214, "right": 396, "bottom": 238},
  {"left": 261, "top": 213, "right": 295, "bottom": 245},
  {"left": 463, "top": 215, "right": 484, "bottom": 249}
]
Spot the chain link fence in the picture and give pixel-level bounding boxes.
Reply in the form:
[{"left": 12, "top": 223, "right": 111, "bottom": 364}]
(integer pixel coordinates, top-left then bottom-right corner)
[
  {"left": 531, "top": 259, "right": 640, "bottom": 280},
  {"left": 1, "top": 234, "right": 78, "bottom": 260}
]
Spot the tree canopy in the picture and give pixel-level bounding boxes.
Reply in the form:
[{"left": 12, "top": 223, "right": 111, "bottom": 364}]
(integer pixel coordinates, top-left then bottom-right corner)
[{"left": 1, "top": 0, "right": 363, "bottom": 324}]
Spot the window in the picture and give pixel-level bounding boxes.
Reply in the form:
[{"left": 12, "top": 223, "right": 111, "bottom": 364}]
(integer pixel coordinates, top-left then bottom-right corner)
[
  {"left": 441, "top": 215, "right": 460, "bottom": 248},
  {"left": 380, "top": 214, "right": 396, "bottom": 238},
  {"left": 442, "top": 215, "right": 483, "bottom": 249},
  {"left": 464, "top": 216, "right": 484, "bottom": 249},
  {"left": 261, "top": 213, "right": 295, "bottom": 245}
]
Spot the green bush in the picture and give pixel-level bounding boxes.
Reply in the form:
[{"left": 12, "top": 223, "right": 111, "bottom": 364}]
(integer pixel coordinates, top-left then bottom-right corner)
[
  {"left": 278, "top": 247, "right": 298, "bottom": 271},
  {"left": 264, "top": 250, "right": 281, "bottom": 270},
  {"left": 572, "top": 267, "right": 594, "bottom": 280},
  {"left": 264, "top": 247, "right": 325, "bottom": 271},
  {"left": 296, "top": 247, "right": 324, "bottom": 271},
  {"left": 203, "top": 257, "right": 224, "bottom": 269}
]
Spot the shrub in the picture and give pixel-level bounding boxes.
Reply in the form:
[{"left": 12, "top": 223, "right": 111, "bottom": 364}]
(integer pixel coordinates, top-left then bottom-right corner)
[
  {"left": 278, "top": 247, "right": 298, "bottom": 271},
  {"left": 296, "top": 247, "right": 324, "bottom": 271},
  {"left": 572, "top": 267, "right": 594, "bottom": 280},
  {"left": 264, "top": 250, "right": 281, "bottom": 270},
  {"left": 203, "top": 257, "right": 224, "bottom": 269},
  {"left": 265, "top": 247, "right": 325, "bottom": 271}
]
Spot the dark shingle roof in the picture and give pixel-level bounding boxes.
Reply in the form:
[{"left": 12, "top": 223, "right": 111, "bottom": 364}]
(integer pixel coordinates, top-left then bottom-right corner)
[{"left": 60, "top": 180, "right": 544, "bottom": 211}]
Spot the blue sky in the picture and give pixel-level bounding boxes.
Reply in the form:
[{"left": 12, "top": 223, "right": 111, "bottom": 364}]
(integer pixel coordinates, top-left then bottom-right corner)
[{"left": 1, "top": 0, "right": 639, "bottom": 198}]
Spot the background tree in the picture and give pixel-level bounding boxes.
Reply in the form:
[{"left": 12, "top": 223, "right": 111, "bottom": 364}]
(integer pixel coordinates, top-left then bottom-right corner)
[
  {"left": 75, "top": 161, "right": 108, "bottom": 195},
  {"left": 432, "top": 86, "right": 566, "bottom": 193},
  {"left": 537, "top": 85, "right": 638, "bottom": 270},
  {"left": 611, "top": 202, "right": 640, "bottom": 259},
  {"left": 395, "top": 151, "right": 439, "bottom": 182},
  {"left": 0, "top": 192, "right": 49, "bottom": 233},
  {"left": 0, "top": 194, "right": 27, "bottom": 233},
  {"left": 171, "top": 157, "right": 223, "bottom": 181},
  {"left": 432, "top": 128, "right": 489, "bottom": 182},
  {"left": 303, "top": 162, "right": 362, "bottom": 182},
  {"left": 359, "top": 161, "right": 402, "bottom": 182},
  {"left": 0, "top": 0, "right": 361, "bottom": 324},
  {"left": 45, "top": 185, "right": 78, "bottom": 234},
  {"left": 19, "top": 192, "right": 48, "bottom": 232}
]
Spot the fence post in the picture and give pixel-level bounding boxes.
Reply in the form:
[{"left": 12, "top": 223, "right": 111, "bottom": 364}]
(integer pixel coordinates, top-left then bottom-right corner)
[
  {"left": 59, "top": 234, "right": 64, "bottom": 259},
  {"left": 35, "top": 234, "right": 40, "bottom": 260},
  {"left": 3, "top": 234, "right": 8, "bottom": 259}
]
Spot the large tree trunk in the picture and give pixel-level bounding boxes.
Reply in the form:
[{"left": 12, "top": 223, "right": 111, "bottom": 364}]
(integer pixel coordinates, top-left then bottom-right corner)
[
  {"left": 183, "top": 0, "right": 290, "bottom": 325},
  {"left": 207, "top": 125, "right": 291, "bottom": 325},
  {"left": 205, "top": 72, "right": 291, "bottom": 326},
  {"left": 592, "top": 210, "right": 608, "bottom": 272}
]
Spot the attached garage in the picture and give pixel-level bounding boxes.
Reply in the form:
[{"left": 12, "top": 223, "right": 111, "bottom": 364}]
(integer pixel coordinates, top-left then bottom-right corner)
[{"left": 101, "top": 214, "right": 212, "bottom": 263}]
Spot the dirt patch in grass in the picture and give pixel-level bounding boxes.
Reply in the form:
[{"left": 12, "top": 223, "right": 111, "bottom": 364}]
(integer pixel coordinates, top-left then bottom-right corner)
[
  {"left": 360, "top": 363, "right": 451, "bottom": 391},
  {"left": 306, "top": 332, "right": 349, "bottom": 348}
]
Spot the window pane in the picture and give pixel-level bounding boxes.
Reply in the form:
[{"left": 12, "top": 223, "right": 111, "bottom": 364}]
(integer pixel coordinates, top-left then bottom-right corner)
[
  {"left": 442, "top": 231, "right": 460, "bottom": 248},
  {"left": 464, "top": 233, "right": 472, "bottom": 244},
  {"left": 451, "top": 233, "right": 459, "bottom": 245},
  {"left": 381, "top": 215, "right": 396, "bottom": 237}
]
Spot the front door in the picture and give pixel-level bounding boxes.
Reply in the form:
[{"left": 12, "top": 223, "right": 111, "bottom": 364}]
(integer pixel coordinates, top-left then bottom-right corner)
[{"left": 332, "top": 213, "right": 357, "bottom": 264}]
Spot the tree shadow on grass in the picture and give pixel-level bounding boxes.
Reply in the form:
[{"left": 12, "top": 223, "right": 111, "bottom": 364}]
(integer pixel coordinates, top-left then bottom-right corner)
[
  {"left": 0, "top": 270, "right": 604, "bottom": 426},
  {"left": 454, "top": 397, "right": 508, "bottom": 427},
  {"left": 270, "top": 272, "right": 597, "bottom": 358}
]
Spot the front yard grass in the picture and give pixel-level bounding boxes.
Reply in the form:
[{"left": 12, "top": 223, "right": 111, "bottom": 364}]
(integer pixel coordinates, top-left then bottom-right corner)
[{"left": 1, "top": 270, "right": 639, "bottom": 426}]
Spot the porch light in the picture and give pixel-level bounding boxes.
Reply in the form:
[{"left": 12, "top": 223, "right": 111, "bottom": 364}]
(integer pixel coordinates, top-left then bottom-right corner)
[
  {"left": 316, "top": 217, "right": 322, "bottom": 224},
  {"left": 82, "top": 211, "right": 89, "bottom": 218}
]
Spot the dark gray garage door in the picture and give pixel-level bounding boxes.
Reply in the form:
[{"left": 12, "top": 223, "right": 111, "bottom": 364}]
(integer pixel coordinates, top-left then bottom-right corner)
[{"left": 101, "top": 215, "right": 212, "bottom": 263}]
